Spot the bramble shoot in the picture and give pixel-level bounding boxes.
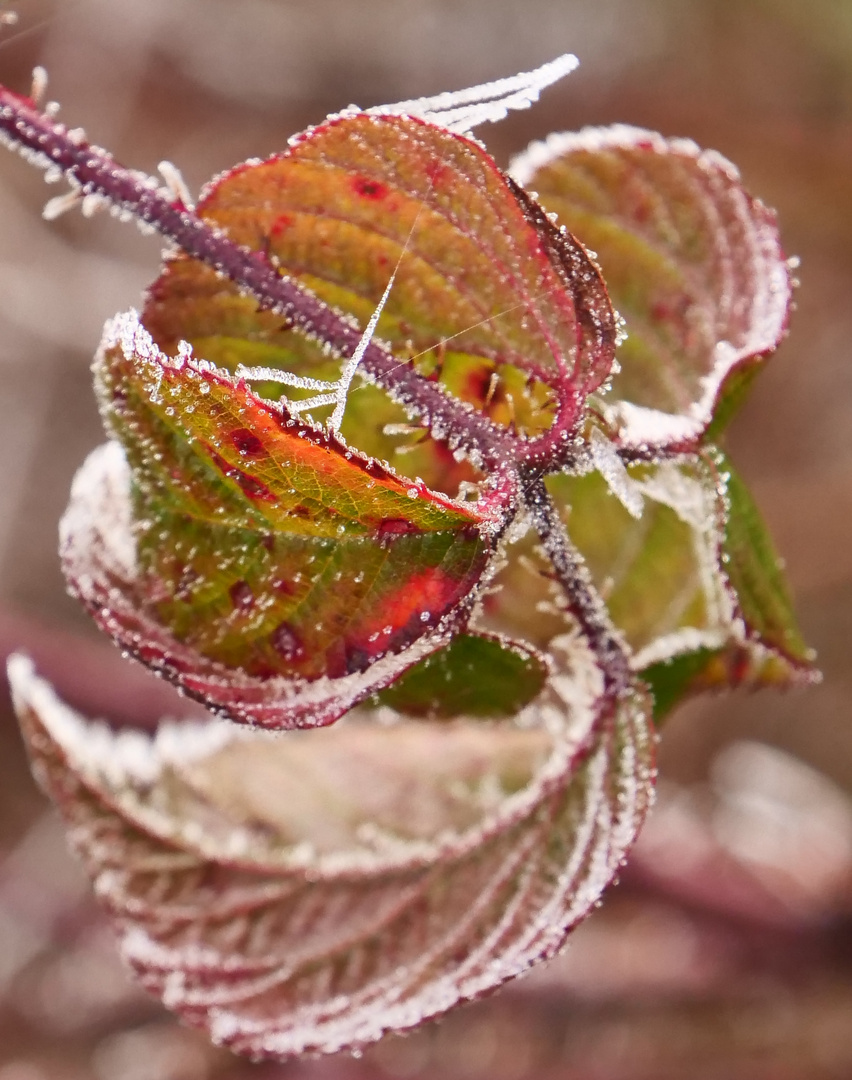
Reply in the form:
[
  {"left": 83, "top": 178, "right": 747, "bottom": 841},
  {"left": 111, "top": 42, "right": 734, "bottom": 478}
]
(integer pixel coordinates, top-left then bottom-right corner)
[{"left": 0, "top": 50, "right": 815, "bottom": 1060}]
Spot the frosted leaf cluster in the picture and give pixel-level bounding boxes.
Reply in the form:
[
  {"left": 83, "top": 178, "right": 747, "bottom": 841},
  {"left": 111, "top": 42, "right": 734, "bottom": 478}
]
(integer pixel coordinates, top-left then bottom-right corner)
[{"left": 0, "top": 49, "right": 814, "bottom": 1065}]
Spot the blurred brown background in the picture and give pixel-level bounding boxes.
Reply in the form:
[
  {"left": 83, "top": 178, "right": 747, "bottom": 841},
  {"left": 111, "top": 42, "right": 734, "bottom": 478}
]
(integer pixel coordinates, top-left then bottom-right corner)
[{"left": 0, "top": 0, "right": 851, "bottom": 1077}]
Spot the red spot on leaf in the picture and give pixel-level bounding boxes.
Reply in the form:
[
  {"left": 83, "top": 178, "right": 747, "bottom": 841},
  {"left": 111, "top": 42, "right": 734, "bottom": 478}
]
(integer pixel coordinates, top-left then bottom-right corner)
[
  {"left": 233, "top": 470, "right": 275, "bottom": 502},
  {"left": 376, "top": 518, "right": 421, "bottom": 541},
  {"left": 272, "top": 622, "right": 303, "bottom": 661},
  {"left": 270, "top": 213, "right": 294, "bottom": 237},
  {"left": 208, "top": 448, "right": 276, "bottom": 502},
  {"left": 353, "top": 176, "right": 388, "bottom": 200},
  {"left": 351, "top": 567, "right": 464, "bottom": 660},
  {"left": 425, "top": 160, "right": 449, "bottom": 187},
  {"left": 229, "top": 580, "right": 254, "bottom": 609},
  {"left": 231, "top": 428, "right": 266, "bottom": 457}
]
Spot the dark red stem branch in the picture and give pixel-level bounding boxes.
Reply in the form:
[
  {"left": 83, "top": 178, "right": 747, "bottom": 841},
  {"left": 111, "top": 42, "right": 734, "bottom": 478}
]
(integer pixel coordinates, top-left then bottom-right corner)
[{"left": 523, "top": 474, "right": 633, "bottom": 696}]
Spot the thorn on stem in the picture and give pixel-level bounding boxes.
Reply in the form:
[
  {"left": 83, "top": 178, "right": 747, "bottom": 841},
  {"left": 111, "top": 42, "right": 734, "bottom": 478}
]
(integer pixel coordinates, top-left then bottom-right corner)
[
  {"left": 30, "top": 65, "right": 47, "bottom": 106},
  {"left": 43, "top": 188, "right": 82, "bottom": 221},
  {"left": 158, "top": 160, "right": 195, "bottom": 210}
]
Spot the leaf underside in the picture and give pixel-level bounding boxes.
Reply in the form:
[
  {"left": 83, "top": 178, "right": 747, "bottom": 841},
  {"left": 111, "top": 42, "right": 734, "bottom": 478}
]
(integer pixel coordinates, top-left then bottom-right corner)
[
  {"left": 11, "top": 655, "right": 654, "bottom": 1060},
  {"left": 511, "top": 125, "right": 792, "bottom": 450}
]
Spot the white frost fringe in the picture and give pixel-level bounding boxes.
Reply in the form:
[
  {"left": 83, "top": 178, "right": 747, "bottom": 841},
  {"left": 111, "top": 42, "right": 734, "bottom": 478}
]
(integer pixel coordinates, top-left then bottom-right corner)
[{"left": 372, "top": 54, "right": 579, "bottom": 134}]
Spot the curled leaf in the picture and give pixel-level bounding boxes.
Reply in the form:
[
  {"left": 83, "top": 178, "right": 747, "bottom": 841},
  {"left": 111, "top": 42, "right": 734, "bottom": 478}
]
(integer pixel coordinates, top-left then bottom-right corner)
[
  {"left": 10, "top": 654, "right": 654, "bottom": 1059},
  {"left": 511, "top": 125, "right": 792, "bottom": 450},
  {"left": 62, "top": 429, "right": 508, "bottom": 729}
]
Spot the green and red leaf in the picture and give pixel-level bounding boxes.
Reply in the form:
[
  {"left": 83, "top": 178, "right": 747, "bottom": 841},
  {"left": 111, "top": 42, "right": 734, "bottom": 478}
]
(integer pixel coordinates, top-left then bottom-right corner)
[
  {"left": 65, "top": 313, "right": 515, "bottom": 729},
  {"left": 143, "top": 112, "right": 616, "bottom": 476}
]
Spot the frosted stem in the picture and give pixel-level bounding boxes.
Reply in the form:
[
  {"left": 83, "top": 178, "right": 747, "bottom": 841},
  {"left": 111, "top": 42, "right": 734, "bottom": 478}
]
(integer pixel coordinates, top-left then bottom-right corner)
[
  {"left": 523, "top": 475, "right": 633, "bottom": 696},
  {"left": 615, "top": 436, "right": 704, "bottom": 466}
]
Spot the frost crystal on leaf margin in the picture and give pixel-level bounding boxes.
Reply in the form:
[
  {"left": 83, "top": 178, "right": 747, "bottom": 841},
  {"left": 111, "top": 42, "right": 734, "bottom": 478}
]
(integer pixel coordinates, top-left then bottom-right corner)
[{"left": 369, "top": 54, "right": 579, "bottom": 133}]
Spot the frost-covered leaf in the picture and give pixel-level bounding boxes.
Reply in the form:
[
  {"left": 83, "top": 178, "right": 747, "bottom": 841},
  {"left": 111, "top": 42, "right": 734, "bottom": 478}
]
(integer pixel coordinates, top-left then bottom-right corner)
[
  {"left": 633, "top": 453, "right": 817, "bottom": 717},
  {"left": 64, "top": 413, "right": 507, "bottom": 730},
  {"left": 10, "top": 654, "right": 654, "bottom": 1059},
  {"left": 511, "top": 126, "right": 791, "bottom": 450},
  {"left": 478, "top": 454, "right": 816, "bottom": 719},
  {"left": 142, "top": 112, "right": 615, "bottom": 478}
]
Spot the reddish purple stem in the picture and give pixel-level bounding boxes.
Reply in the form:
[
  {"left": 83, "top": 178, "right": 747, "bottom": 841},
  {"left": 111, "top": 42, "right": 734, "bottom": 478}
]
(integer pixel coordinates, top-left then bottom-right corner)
[{"left": 523, "top": 473, "right": 633, "bottom": 696}]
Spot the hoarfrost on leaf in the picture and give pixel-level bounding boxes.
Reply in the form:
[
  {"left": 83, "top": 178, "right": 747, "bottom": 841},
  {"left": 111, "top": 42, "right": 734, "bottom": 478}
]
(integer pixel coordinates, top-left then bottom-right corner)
[
  {"left": 371, "top": 54, "right": 579, "bottom": 133},
  {"left": 10, "top": 649, "right": 654, "bottom": 1059},
  {"left": 510, "top": 124, "right": 792, "bottom": 453}
]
